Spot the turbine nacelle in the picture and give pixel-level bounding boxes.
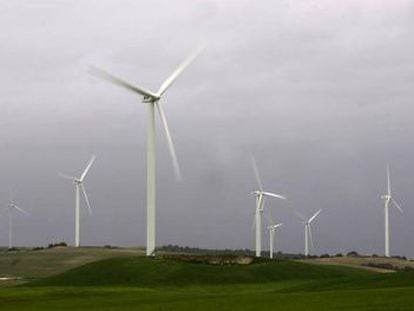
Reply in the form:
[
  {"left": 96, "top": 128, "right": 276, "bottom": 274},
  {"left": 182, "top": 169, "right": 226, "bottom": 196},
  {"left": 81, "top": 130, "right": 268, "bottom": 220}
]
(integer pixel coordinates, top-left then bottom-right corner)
[
  {"left": 252, "top": 190, "right": 262, "bottom": 196},
  {"left": 143, "top": 95, "right": 161, "bottom": 103},
  {"left": 267, "top": 223, "right": 283, "bottom": 231},
  {"left": 5, "top": 202, "right": 28, "bottom": 216}
]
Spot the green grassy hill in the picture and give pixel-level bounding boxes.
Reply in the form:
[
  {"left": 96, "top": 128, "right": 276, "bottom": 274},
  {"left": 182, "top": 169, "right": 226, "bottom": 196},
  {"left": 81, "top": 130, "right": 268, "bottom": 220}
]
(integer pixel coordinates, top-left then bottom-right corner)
[
  {"left": 2, "top": 251, "right": 414, "bottom": 310},
  {"left": 0, "top": 247, "right": 144, "bottom": 282},
  {"left": 29, "top": 256, "right": 374, "bottom": 287}
]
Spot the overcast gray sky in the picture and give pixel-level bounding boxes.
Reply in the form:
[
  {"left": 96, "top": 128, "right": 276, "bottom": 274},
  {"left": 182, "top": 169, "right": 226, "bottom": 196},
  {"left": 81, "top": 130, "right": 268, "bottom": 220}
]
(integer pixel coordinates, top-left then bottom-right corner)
[{"left": 1, "top": 0, "right": 414, "bottom": 257}]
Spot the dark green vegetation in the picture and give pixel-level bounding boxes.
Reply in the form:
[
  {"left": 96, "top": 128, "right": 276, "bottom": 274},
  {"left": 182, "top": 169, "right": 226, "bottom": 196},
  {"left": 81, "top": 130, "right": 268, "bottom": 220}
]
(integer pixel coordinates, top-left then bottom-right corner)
[
  {"left": 29, "top": 256, "right": 373, "bottom": 287},
  {"left": 2, "top": 249, "right": 414, "bottom": 310}
]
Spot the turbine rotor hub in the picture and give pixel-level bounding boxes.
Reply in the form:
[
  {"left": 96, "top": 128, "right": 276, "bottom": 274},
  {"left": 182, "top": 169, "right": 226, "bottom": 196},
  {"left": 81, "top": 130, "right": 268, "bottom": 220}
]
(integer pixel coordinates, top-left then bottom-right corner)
[{"left": 143, "top": 96, "right": 160, "bottom": 103}]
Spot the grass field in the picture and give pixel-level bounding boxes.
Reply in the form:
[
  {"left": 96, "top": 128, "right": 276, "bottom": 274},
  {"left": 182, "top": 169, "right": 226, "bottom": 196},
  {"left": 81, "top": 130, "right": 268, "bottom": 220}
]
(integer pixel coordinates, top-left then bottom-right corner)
[{"left": 1, "top": 248, "right": 414, "bottom": 310}]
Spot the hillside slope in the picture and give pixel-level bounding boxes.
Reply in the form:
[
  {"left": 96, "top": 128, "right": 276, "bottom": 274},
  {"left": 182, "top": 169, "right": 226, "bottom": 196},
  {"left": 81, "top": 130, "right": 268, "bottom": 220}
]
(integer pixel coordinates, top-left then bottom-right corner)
[{"left": 31, "top": 256, "right": 375, "bottom": 287}]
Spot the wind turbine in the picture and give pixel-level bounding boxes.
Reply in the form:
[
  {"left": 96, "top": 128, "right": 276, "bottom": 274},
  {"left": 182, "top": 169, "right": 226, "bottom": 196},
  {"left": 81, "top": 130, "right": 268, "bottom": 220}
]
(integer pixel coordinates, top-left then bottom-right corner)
[
  {"left": 60, "top": 155, "right": 95, "bottom": 247},
  {"left": 4, "top": 196, "right": 28, "bottom": 249},
  {"left": 89, "top": 49, "right": 201, "bottom": 256},
  {"left": 381, "top": 165, "right": 403, "bottom": 257},
  {"left": 251, "top": 154, "right": 286, "bottom": 257},
  {"left": 266, "top": 209, "right": 283, "bottom": 259},
  {"left": 295, "top": 209, "right": 322, "bottom": 256}
]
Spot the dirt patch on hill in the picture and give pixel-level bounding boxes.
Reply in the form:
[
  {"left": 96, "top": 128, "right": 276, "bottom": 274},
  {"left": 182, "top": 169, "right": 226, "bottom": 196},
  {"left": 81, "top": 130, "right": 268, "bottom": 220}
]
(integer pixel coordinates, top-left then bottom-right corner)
[{"left": 301, "top": 256, "right": 414, "bottom": 273}]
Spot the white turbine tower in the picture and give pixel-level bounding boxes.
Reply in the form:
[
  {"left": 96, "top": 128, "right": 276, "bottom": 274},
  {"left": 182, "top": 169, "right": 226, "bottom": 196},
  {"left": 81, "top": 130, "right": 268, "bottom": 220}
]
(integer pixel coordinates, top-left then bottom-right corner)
[
  {"left": 381, "top": 165, "right": 403, "bottom": 257},
  {"left": 90, "top": 49, "right": 201, "bottom": 256},
  {"left": 295, "top": 209, "right": 322, "bottom": 256},
  {"left": 251, "top": 154, "right": 286, "bottom": 257},
  {"left": 267, "top": 217, "right": 283, "bottom": 259},
  {"left": 4, "top": 197, "right": 28, "bottom": 249},
  {"left": 60, "top": 155, "right": 96, "bottom": 247}
]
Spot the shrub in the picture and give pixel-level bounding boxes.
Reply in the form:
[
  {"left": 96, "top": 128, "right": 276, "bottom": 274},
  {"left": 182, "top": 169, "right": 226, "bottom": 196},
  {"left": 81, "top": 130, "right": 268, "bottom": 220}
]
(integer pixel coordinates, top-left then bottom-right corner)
[
  {"left": 346, "top": 251, "right": 359, "bottom": 257},
  {"left": 48, "top": 242, "right": 67, "bottom": 249}
]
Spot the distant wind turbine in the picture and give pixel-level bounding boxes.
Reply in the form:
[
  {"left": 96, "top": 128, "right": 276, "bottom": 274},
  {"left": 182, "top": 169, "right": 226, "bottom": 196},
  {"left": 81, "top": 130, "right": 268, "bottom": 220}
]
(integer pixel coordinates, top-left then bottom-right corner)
[
  {"left": 4, "top": 195, "right": 28, "bottom": 249},
  {"left": 295, "top": 209, "right": 322, "bottom": 256},
  {"left": 381, "top": 165, "right": 403, "bottom": 257},
  {"left": 250, "top": 154, "right": 286, "bottom": 257},
  {"left": 60, "top": 155, "right": 96, "bottom": 247},
  {"left": 89, "top": 49, "right": 202, "bottom": 256},
  {"left": 266, "top": 210, "right": 283, "bottom": 259}
]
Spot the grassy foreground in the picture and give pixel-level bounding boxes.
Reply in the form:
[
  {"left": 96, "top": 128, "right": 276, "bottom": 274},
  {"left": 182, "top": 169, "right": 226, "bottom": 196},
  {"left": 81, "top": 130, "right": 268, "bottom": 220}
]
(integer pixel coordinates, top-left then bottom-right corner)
[{"left": 1, "top": 252, "right": 414, "bottom": 310}]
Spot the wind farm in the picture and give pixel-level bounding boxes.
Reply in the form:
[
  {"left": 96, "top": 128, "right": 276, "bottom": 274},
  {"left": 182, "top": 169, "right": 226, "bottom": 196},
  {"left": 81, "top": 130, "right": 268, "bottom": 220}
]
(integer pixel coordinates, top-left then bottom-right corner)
[{"left": 2, "top": 1, "right": 414, "bottom": 310}]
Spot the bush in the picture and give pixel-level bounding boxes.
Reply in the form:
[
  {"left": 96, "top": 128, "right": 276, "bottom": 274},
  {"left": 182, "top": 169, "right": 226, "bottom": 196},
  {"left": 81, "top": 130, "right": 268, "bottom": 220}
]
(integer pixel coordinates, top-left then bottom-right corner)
[
  {"left": 319, "top": 254, "right": 330, "bottom": 258},
  {"left": 335, "top": 253, "right": 343, "bottom": 257},
  {"left": 346, "top": 251, "right": 359, "bottom": 257},
  {"left": 32, "top": 247, "right": 45, "bottom": 251},
  {"left": 48, "top": 242, "right": 67, "bottom": 249}
]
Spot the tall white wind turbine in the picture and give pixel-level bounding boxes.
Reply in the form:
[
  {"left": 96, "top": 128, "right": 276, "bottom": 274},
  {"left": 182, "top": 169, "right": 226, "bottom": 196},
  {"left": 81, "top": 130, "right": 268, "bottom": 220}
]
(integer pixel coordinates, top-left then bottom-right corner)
[
  {"left": 251, "top": 154, "right": 286, "bottom": 257},
  {"left": 4, "top": 197, "right": 28, "bottom": 249},
  {"left": 295, "top": 209, "right": 322, "bottom": 256},
  {"left": 90, "top": 49, "right": 201, "bottom": 256},
  {"left": 381, "top": 165, "right": 403, "bottom": 257},
  {"left": 60, "top": 155, "right": 96, "bottom": 247}
]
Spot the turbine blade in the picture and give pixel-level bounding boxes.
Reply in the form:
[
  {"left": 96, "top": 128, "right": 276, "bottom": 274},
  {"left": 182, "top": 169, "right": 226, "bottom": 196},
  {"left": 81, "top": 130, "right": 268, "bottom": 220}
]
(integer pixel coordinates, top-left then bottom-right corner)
[
  {"left": 14, "top": 205, "right": 29, "bottom": 216},
  {"left": 268, "top": 207, "right": 274, "bottom": 225},
  {"left": 250, "top": 153, "right": 263, "bottom": 191},
  {"left": 265, "top": 209, "right": 273, "bottom": 226},
  {"left": 309, "top": 209, "right": 322, "bottom": 224},
  {"left": 257, "top": 194, "right": 263, "bottom": 212},
  {"left": 308, "top": 225, "right": 314, "bottom": 250},
  {"left": 262, "top": 192, "right": 286, "bottom": 200},
  {"left": 391, "top": 198, "right": 404, "bottom": 214},
  {"left": 89, "top": 66, "right": 158, "bottom": 99},
  {"left": 156, "top": 101, "right": 182, "bottom": 180},
  {"left": 81, "top": 184, "right": 92, "bottom": 215},
  {"left": 9, "top": 188, "right": 14, "bottom": 204},
  {"left": 157, "top": 47, "right": 203, "bottom": 96},
  {"left": 80, "top": 155, "right": 96, "bottom": 181},
  {"left": 274, "top": 223, "right": 283, "bottom": 229},
  {"left": 387, "top": 164, "right": 391, "bottom": 196},
  {"left": 59, "top": 173, "right": 78, "bottom": 181},
  {"left": 295, "top": 211, "right": 306, "bottom": 222}
]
